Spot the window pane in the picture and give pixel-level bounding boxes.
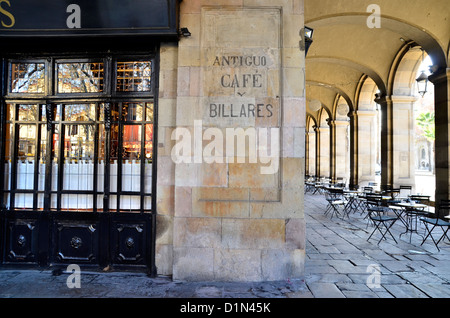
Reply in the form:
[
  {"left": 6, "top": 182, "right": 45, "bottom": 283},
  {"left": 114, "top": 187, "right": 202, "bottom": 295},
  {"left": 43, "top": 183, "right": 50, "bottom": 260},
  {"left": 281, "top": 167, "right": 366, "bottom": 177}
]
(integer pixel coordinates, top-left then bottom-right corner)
[
  {"left": 51, "top": 125, "right": 60, "bottom": 192},
  {"left": 62, "top": 124, "right": 94, "bottom": 191},
  {"left": 145, "top": 102, "right": 154, "bottom": 122},
  {"left": 10, "top": 62, "right": 45, "bottom": 93},
  {"left": 17, "top": 125, "right": 36, "bottom": 190},
  {"left": 18, "top": 104, "right": 38, "bottom": 121},
  {"left": 38, "top": 125, "right": 47, "bottom": 192},
  {"left": 64, "top": 104, "right": 95, "bottom": 121},
  {"left": 62, "top": 194, "right": 93, "bottom": 210},
  {"left": 122, "top": 103, "right": 143, "bottom": 121},
  {"left": 120, "top": 195, "right": 141, "bottom": 212},
  {"left": 110, "top": 124, "right": 119, "bottom": 193},
  {"left": 144, "top": 124, "right": 153, "bottom": 161},
  {"left": 4, "top": 124, "right": 13, "bottom": 196},
  {"left": 144, "top": 124, "right": 153, "bottom": 194},
  {"left": 6, "top": 104, "right": 14, "bottom": 121},
  {"left": 57, "top": 62, "right": 104, "bottom": 93},
  {"left": 116, "top": 61, "right": 151, "bottom": 92},
  {"left": 97, "top": 124, "right": 106, "bottom": 192},
  {"left": 122, "top": 125, "right": 141, "bottom": 192}
]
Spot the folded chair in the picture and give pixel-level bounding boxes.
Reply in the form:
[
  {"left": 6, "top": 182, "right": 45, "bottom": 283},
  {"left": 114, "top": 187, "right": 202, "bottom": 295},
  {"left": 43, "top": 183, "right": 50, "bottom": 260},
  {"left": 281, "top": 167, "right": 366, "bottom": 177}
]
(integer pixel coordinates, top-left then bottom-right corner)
[
  {"left": 420, "top": 201, "right": 450, "bottom": 251},
  {"left": 324, "top": 188, "right": 346, "bottom": 220},
  {"left": 366, "top": 197, "right": 399, "bottom": 244}
]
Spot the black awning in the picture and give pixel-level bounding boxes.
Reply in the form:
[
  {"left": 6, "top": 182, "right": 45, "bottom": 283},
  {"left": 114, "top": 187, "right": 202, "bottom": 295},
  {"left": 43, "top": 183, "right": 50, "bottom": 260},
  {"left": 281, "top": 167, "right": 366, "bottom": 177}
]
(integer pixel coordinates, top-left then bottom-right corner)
[{"left": 0, "top": 0, "right": 180, "bottom": 38}]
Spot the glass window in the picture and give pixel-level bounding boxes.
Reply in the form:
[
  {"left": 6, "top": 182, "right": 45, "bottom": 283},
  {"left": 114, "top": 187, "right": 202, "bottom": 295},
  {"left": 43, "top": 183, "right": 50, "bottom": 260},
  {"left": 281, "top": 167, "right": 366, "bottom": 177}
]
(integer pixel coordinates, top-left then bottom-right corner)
[
  {"left": 18, "top": 104, "right": 38, "bottom": 121},
  {"left": 57, "top": 62, "right": 104, "bottom": 93},
  {"left": 64, "top": 104, "right": 96, "bottom": 122},
  {"left": 116, "top": 61, "right": 152, "bottom": 92},
  {"left": 10, "top": 62, "right": 45, "bottom": 93},
  {"left": 4, "top": 56, "right": 155, "bottom": 213},
  {"left": 122, "top": 103, "right": 143, "bottom": 122}
]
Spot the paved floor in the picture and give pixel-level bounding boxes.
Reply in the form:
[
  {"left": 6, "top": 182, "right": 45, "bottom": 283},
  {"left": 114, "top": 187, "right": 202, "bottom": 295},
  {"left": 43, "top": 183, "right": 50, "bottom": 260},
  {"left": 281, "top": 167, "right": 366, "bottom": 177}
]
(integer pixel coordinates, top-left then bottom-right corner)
[{"left": 0, "top": 192, "right": 449, "bottom": 299}]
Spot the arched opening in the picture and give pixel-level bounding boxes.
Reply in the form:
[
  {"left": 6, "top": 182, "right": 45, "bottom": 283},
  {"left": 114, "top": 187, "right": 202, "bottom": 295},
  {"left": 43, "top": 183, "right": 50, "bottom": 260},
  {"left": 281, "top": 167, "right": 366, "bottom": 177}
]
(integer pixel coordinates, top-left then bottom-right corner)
[
  {"left": 413, "top": 53, "right": 435, "bottom": 200},
  {"left": 318, "top": 109, "right": 330, "bottom": 179},
  {"left": 390, "top": 45, "right": 435, "bottom": 200},
  {"left": 306, "top": 116, "right": 317, "bottom": 178},
  {"left": 356, "top": 77, "right": 381, "bottom": 188}
]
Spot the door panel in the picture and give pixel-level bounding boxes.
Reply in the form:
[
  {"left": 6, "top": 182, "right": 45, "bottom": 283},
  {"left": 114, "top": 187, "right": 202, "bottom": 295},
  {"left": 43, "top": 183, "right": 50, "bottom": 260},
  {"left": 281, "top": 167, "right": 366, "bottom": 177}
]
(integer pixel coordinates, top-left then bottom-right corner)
[
  {"left": 110, "top": 214, "right": 151, "bottom": 265},
  {"left": 54, "top": 220, "right": 99, "bottom": 264},
  {"left": 5, "top": 218, "right": 38, "bottom": 263}
]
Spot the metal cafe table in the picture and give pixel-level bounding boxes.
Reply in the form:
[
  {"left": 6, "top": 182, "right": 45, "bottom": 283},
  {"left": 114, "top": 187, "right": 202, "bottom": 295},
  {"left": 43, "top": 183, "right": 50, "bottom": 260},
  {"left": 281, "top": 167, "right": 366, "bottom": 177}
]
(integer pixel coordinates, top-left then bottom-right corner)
[{"left": 392, "top": 201, "right": 429, "bottom": 242}]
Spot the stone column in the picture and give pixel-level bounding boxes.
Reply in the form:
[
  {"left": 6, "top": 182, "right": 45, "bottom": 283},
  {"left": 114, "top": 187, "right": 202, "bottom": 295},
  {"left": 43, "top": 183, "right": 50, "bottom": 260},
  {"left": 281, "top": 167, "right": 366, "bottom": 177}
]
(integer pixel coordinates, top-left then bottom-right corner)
[
  {"left": 356, "top": 110, "right": 378, "bottom": 187},
  {"left": 314, "top": 126, "right": 321, "bottom": 178},
  {"left": 430, "top": 68, "right": 450, "bottom": 212},
  {"left": 305, "top": 131, "right": 310, "bottom": 176},
  {"left": 348, "top": 111, "right": 358, "bottom": 188},
  {"left": 391, "top": 95, "right": 417, "bottom": 189},
  {"left": 155, "top": 43, "right": 178, "bottom": 276},
  {"left": 307, "top": 130, "right": 316, "bottom": 177},
  {"left": 377, "top": 96, "right": 394, "bottom": 190},
  {"left": 172, "top": 0, "right": 305, "bottom": 282},
  {"left": 318, "top": 126, "right": 330, "bottom": 178},
  {"left": 334, "top": 120, "right": 350, "bottom": 182}
]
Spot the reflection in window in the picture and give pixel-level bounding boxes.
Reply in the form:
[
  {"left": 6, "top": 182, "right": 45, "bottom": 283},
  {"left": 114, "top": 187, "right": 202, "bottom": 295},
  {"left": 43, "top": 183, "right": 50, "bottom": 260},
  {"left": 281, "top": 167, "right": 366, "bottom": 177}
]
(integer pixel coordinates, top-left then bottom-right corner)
[
  {"left": 10, "top": 62, "right": 45, "bottom": 93},
  {"left": 64, "top": 125, "right": 95, "bottom": 161},
  {"left": 16, "top": 125, "right": 36, "bottom": 208},
  {"left": 63, "top": 124, "right": 95, "bottom": 192},
  {"left": 116, "top": 61, "right": 151, "bottom": 92},
  {"left": 57, "top": 62, "right": 104, "bottom": 93},
  {"left": 18, "top": 104, "right": 38, "bottom": 121},
  {"left": 145, "top": 124, "right": 154, "bottom": 161},
  {"left": 4, "top": 124, "right": 12, "bottom": 208},
  {"left": 64, "top": 104, "right": 96, "bottom": 121},
  {"left": 122, "top": 103, "right": 143, "bottom": 121},
  {"left": 122, "top": 125, "right": 141, "bottom": 192}
]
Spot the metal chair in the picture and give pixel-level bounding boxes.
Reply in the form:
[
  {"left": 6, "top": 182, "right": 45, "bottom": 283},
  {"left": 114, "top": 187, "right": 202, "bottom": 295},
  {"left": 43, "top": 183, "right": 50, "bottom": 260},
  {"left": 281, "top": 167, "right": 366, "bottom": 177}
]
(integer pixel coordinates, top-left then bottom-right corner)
[
  {"left": 420, "top": 201, "right": 450, "bottom": 251},
  {"left": 324, "top": 187, "right": 346, "bottom": 219},
  {"left": 366, "top": 197, "right": 399, "bottom": 244}
]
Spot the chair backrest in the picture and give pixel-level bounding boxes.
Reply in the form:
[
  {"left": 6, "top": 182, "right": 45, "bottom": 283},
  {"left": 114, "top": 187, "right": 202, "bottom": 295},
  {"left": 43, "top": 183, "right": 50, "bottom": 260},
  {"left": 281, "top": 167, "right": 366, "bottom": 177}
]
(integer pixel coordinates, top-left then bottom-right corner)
[
  {"left": 399, "top": 185, "right": 412, "bottom": 197},
  {"left": 409, "top": 195, "right": 430, "bottom": 204},
  {"left": 365, "top": 194, "right": 382, "bottom": 207},
  {"left": 363, "top": 187, "right": 374, "bottom": 193},
  {"left": 438, "top": 201, "right": 450, "bottom": 219}
]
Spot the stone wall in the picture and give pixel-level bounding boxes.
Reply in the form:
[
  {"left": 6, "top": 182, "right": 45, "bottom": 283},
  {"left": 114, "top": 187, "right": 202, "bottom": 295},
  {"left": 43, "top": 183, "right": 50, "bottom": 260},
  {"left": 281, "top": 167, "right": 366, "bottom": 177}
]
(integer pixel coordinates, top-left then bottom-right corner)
[{"left": 156, "top": 0, "right": 306, "bottom": 282}]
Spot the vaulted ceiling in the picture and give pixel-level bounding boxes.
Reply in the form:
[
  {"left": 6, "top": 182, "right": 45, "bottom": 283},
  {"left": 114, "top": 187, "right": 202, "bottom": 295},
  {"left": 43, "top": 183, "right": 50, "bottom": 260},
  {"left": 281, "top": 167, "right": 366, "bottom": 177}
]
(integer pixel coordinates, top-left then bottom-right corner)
[{"left": 305, "top": 0, "right": 449, "bottom": 121}]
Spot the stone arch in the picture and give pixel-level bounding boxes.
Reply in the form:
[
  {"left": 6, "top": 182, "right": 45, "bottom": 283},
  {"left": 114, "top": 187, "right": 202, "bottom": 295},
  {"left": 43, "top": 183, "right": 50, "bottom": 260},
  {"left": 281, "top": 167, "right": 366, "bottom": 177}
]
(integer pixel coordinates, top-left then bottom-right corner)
[
  {"left": 355, "top": 76, "right": 380, "bottom": 187},
  {"left": 385, "top": 44, "right": 436, "bottom": 191}
]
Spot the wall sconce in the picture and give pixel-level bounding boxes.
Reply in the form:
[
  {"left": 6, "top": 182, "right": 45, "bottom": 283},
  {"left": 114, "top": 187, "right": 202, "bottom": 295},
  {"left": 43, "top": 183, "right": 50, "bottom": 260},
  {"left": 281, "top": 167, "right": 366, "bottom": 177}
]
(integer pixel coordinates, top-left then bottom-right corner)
[
  {"left": 179, "top": 27, "right": 191, "bottom": 38},
  {"left": 305, "top": 26, "right": 314, "bottom": 56}
]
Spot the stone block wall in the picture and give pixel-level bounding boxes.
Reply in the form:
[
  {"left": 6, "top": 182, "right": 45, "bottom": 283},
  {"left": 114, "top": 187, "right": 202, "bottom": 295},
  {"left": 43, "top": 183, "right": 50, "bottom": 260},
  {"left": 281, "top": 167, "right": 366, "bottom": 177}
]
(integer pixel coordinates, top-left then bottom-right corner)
[{"left": 156, "top": 0, "right": 306, "bottom": 282}]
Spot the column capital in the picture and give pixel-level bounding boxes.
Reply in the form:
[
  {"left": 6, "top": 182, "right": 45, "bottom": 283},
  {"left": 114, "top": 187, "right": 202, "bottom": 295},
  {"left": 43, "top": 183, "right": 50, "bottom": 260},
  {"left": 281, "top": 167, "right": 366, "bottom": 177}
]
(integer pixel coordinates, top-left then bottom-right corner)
[
  {"left": 389, "top": 95, "right": 419, "bottom": 103},
  {"left": 356, "top": 110, "right": 378, "bottom": 117},
  {"left": 332, "top": 119, "right": 350, "bottom": 127}
]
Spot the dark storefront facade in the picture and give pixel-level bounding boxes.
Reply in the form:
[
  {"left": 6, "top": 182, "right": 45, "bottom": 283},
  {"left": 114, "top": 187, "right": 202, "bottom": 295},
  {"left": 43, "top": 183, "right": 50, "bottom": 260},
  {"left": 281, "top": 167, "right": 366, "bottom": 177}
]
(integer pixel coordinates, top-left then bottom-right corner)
[{"left": 0, "top": 0, "right": 179, "bottom": 274}]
